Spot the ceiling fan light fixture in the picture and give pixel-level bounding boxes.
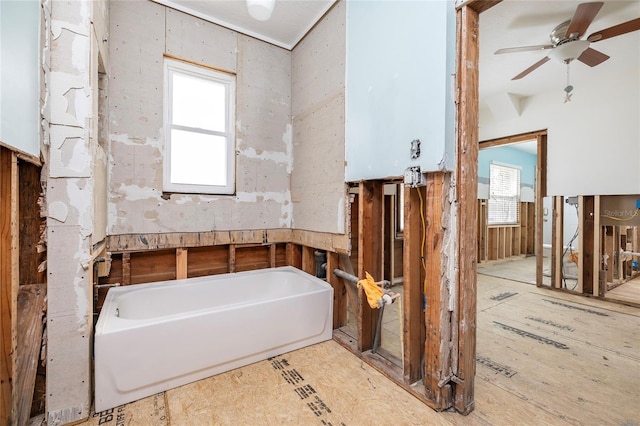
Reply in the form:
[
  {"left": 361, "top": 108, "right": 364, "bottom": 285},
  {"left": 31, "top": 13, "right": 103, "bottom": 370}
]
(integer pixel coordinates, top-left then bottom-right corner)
[
  {"left": 548, "top": 39, "right": 590, "bottom": 63},
  {"left": 246, "top": 0, "right": 275, "bottom": 21}
]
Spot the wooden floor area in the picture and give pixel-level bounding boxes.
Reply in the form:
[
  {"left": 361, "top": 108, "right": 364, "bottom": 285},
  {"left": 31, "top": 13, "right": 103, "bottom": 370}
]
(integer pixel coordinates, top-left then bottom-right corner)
[{"left": 32, "top": 275, "right": 640, "bottom": 425}]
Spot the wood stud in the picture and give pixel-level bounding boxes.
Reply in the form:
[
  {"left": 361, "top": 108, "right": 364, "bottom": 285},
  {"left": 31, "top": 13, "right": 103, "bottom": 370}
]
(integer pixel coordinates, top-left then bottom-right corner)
[{"left": 454, "top": 3, "right": 480, "bottom": 414}]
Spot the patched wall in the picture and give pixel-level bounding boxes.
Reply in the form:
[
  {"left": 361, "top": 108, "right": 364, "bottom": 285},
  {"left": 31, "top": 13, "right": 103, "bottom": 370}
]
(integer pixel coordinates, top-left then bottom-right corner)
[{"left": 108, "top": 1, "right": 292, "bottom": 235}]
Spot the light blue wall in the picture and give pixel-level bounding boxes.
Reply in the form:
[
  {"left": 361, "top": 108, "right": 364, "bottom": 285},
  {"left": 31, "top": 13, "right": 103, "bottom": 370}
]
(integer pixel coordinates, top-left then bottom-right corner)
[
  {"left": 345, "top": 0, "right": 456, "bottom": 181},
  {"left": 478, "top": 145, "right": 537, "bottom": 202},
  {"left": 0, "top": 0, "right": 40, "bottom": 156}
]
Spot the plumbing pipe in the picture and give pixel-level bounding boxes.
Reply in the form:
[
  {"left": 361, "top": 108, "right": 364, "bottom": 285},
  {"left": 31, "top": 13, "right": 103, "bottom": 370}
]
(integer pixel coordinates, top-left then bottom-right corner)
[
  {"left": 333, "top": 268, "right": 359, "bottom": 284},
  {"left": 372, "top": 303, "right": 385, "bottom": 354}
]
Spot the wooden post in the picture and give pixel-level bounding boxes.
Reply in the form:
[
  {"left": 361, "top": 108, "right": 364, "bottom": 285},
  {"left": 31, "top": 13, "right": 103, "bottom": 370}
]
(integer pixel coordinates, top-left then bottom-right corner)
[
  {"left": 536, "top": 133, "right": 547, "bottom": 286},
  {"left": 176, "top": 248, "right": 188, "bottom": 280},
  {"left": 285, "top": 243, "right": 302, "bottom": 269},
  {"left": 423, "top": 173, "right": 453, "bottom": 408},
  {"left": 552, "top": 196, "right": 564, "bottom": 289},
  {"left": 593, "top": 196, "right": 602, "bottom": 296},
  {"left": 269, "top": 244, "right": 276, "bottom": 268},
  {"left": 228, "top": 245, "right": 236, "bottom": 273},
  {"left": 122, "top": 252, "right": 131, "bottom": 286},
  {"left": 358, "top": 180, "right": 383, "bottom": 352},
  {"left": 301, "top": 246, "right": 316, "bottom": 275},
  {"left": 403, "top": 185, "right": 425, "bottom": 384},
  {"left": 0, "top": 149, "right": 18, "bottom": 425},
  {"left": 454, "top": 3, "right": 479, "bottom": 414},
  {"left": 326, "top": 252, "right": 346, "bottom": 329},
  {"left": 580, "top": 197, "right": 595, "bottom": 294},
  {"left": 338, "top": 253, "right": 359, "bottom": 335}
]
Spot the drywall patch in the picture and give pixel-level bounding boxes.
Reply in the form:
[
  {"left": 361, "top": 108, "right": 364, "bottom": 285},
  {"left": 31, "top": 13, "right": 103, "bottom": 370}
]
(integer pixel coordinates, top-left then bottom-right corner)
[
  {"left": 49, "top": 125, "right": 91, "bottom": 177},
  {"left": 282, "top": 123, "right": 293, "bottom": 173},
  {"left": 110, "top": 132, "right": 163, "bottom": 150},
  {"left": 239, "top": 146, "right": 289, "bottom": 166},
  {"left": 49, "top": 201, "right": 69, "bottom": 223},
  {"left": 236, "top": 191, "right": 289, "bottom": 204},
  {"left": 63, "top": 87, "right": 91, "bottom": 122},
  {"left": 49, "top": 71, "right": 90, "bottom": 127},
  {"left": 114, "top": 183, "right": 158, "bottom": 202},
  {"left": 67, "top": 178, "right": 94, "bottom": 238}
]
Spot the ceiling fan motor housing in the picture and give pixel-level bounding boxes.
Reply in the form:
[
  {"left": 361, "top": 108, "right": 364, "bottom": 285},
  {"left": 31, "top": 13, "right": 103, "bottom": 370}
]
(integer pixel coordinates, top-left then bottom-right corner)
[{"left": 550, "top": 20, "right": 578, "bottom": 45}]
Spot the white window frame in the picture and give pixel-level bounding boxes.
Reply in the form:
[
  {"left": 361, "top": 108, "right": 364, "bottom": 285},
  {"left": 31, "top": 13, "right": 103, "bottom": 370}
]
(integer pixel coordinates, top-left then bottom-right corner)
[
  {"left": 488, "top": 162, "right": 521, "bottom": 225},
  {"left": 163, "top": 58, "right": 235, "bottom": 194}
]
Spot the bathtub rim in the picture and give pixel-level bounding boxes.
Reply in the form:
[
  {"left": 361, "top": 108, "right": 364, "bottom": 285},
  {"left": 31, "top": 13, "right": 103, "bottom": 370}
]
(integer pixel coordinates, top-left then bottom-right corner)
[{"left": 95, "top": 266, "right": 332, "bottom": 333}]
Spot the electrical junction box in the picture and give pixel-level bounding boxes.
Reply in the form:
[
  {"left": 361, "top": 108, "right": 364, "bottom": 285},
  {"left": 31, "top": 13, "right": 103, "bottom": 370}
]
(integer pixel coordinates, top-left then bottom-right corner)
[{"left": 404, "top": 166, "right": 427, "bottom": 188}]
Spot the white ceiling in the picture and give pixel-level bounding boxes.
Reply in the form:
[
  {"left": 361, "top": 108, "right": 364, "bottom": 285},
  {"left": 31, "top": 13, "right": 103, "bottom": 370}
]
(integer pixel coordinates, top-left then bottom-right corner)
[
  {"left": 152, "top": 0, "right": 336, "bottom": 49},
  {"left": 154, "top": 0, "right": 639, "bottom": 104},
  {"left": 479, "top": 0, "right": 640, "bottom": 103}
]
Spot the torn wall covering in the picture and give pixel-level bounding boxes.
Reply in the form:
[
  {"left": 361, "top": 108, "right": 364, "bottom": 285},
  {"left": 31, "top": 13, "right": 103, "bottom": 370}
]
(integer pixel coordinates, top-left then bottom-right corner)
[
  {"left": 108, "top": 2, "right": 293, "bottom": 235},
  {"left": 44, "top": 0, "right": 110, "bottom": 423},
  {"left": 291, "top": 1, "right": 347, "bottom": 234}
]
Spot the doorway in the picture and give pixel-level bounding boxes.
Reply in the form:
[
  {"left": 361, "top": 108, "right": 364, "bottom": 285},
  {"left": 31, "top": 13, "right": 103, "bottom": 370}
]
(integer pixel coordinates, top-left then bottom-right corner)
[{"left": 477, "top": 132, "right": 547, "bottom": 287}]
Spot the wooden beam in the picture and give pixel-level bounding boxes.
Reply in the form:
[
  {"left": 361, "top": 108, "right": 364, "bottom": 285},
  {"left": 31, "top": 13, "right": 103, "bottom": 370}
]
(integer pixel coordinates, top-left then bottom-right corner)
[
  {"left": 423, "top": 173, "right": 453, "bottom": 409},
  {"left": 327, "top": 252, "right": 346, "bottom": 329},
  {"left": 454, "top": 4, "right": 479, "bottom": 414},
  {"left": 456, "top": 0, "right": 502, "bottom": 14},
  {"left": 176, "top": 248, "right": 188, "bottom": 280},
  {"left": 480, "top": 129, "right": 547, "bottom": 148},
  {"left": 403, "top": 185, "right": 425, "bottom": 384},
  {"left": 106, "top": 229, "right": 350, "bottom": 254},
  {"left": 358, "top": 181, "right": 383, "bottom": 353},
  {"left": 0, "top": 148, "right": 18, "bottom": 425},
  {"left": 15, "top": 285, "right": 46, "bottom": 426}
]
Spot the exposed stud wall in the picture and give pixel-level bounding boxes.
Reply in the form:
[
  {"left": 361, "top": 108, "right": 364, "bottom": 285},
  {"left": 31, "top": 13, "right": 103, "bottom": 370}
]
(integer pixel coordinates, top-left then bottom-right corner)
[
  {"left": 108, "top": 1, "right": 293, "bottom": 235},
  {"left": 291, "top": 1, "right": 347, "bottom": 234}
]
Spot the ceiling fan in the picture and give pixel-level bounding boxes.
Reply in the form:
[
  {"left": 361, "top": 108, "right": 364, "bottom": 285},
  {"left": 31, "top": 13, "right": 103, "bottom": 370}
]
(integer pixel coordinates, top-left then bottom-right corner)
[{"left": 495, "top": 2, "right": 640, "bottom": 81}]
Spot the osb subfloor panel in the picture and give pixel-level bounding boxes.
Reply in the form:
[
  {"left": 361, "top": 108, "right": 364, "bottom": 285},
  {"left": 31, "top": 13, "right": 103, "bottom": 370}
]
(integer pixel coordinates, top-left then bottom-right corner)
[{"left": 70, "top": 275, "right": 639, "bottom": 426}]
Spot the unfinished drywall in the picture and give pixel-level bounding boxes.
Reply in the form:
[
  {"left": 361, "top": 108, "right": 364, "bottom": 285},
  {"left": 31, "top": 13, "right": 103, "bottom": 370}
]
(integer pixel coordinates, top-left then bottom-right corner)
[
  {"left": 345, "top": 0, "right": 457, "bottom": 181},
  {"left": 0, "top": 0, "right": 40, "bottom": 157},
  {"left": 290, "top": 1, "right": 347, "bottom": 235},
  {"left": 480, "top": 60, "right": 640, "bottom": 196},
  {"left": 108, "top": 2, "right": 292, "bottom": 235},
  {"left": 43, "top": 0, "right": 109, "bottom": 423}
]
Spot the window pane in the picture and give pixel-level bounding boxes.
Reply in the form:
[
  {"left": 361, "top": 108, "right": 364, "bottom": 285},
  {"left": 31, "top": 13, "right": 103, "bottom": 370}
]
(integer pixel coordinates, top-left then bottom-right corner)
[
  {"left": 170, "top": 129, "right": 227, "bottom": 186},
  {"left": 172, "top": 72, "right": 226, "bottom": 131},
  {"left": 488, "top": 163, "right": 520, "bottom": 225}
]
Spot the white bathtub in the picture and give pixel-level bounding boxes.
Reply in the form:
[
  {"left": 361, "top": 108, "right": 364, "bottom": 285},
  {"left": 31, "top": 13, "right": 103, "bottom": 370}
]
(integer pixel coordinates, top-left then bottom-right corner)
[{"left": 94, "top": 266, "right": 333, "bottom": 412}]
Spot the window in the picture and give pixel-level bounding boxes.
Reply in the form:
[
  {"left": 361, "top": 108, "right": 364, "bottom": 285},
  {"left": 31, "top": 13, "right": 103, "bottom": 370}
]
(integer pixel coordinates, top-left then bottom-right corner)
[
  {"left": 488, "top": 163, "right": 520, "bottom": 225},
  {"left": 164, "top": 59, "right": 235, "bottom": 194}
]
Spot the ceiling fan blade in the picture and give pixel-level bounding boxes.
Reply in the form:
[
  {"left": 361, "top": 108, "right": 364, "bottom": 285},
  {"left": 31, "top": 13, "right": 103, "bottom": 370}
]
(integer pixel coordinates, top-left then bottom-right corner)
[
  {"left": 565, "top": 2, "right": 604, "bottom": 38},
  {"left": 512, "top": 57, "right": 551, "bottom": 80},
  {"left": 495, "top": 45, "right": 554, "bottom": 54},
  {"left": 587, "top": 18, "right": 640, "bottom": 42},
  {"left": 577, "top": 47, "right": 610, "bottom": 67}
]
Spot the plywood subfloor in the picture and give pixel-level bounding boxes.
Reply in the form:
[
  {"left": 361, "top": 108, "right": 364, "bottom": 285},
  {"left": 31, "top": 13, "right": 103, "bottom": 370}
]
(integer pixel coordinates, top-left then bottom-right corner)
[
  {"left": 62, "top": 275, "right": 640, "bottom": 425},
  {"left": 607, "top": 274, "right": 640, "bottom": 305}
]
